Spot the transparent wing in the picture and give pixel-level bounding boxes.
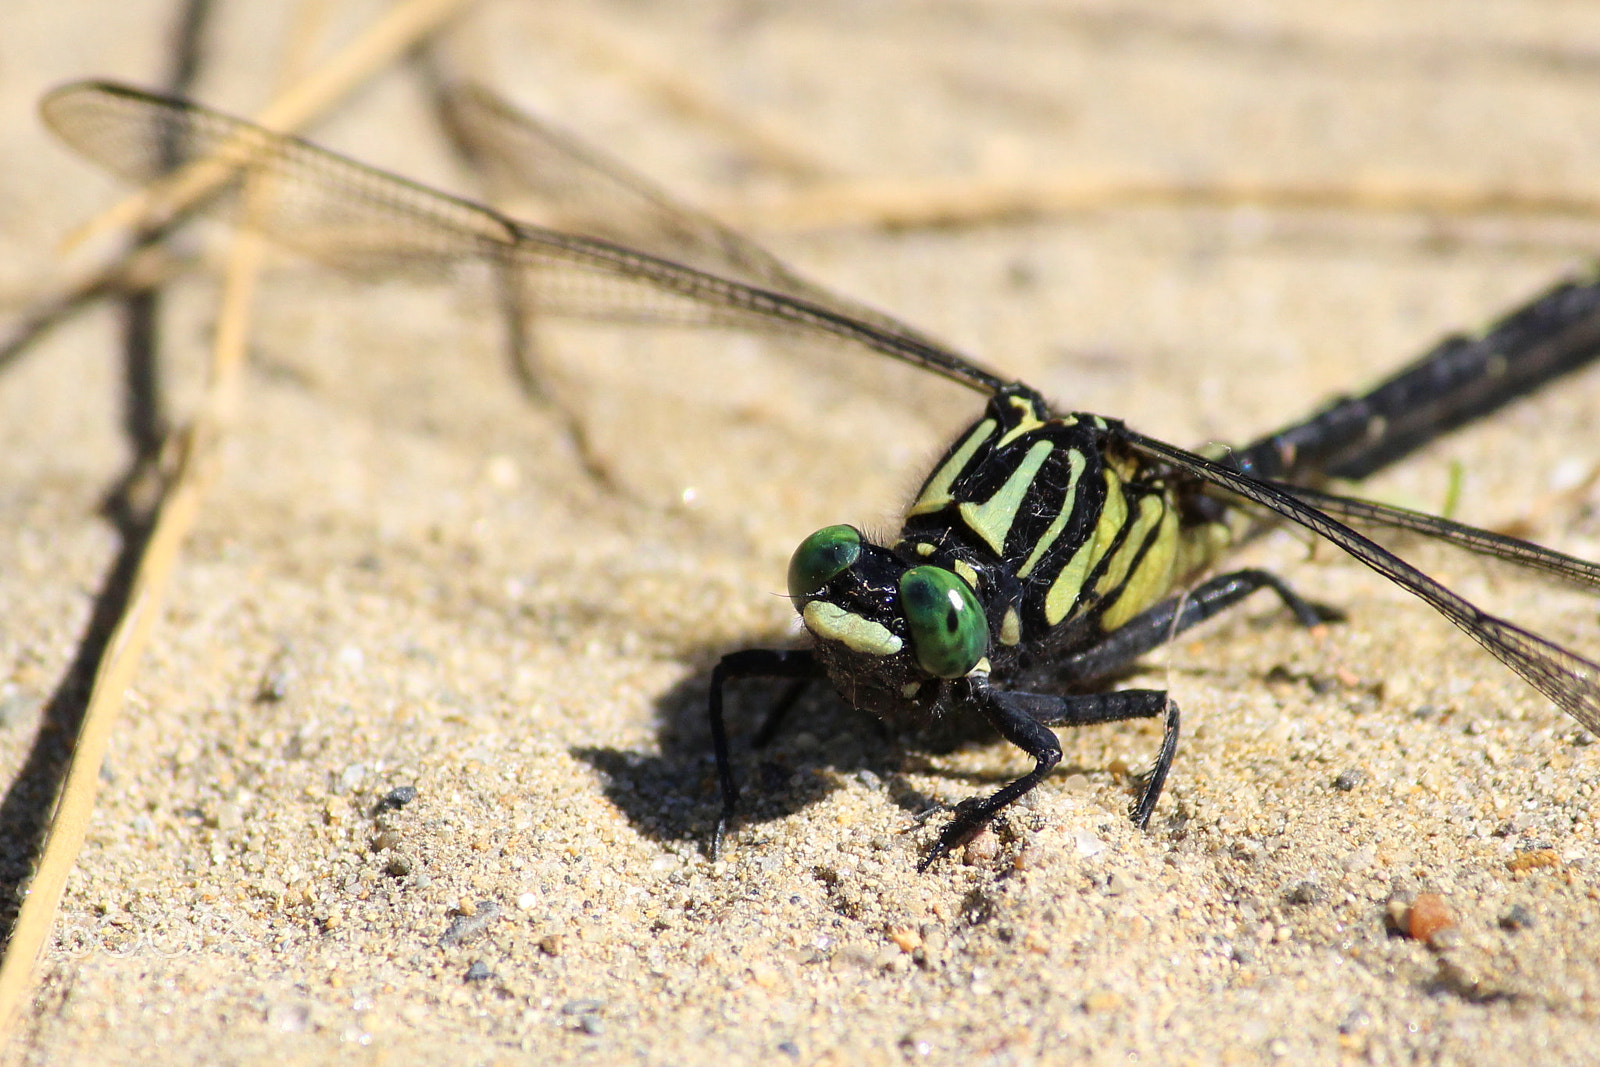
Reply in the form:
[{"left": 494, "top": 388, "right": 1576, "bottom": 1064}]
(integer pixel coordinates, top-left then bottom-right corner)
[
  {"left": 435, "top": 81, "right": 946, "bottom": 347},
  {"left": 1127, "top": 429, "right": 1600, "bottom": 735},
  {"left": 41, "top": 80, "right": 1009, "bottom": 394},
  {"left": 43, "top": 81, "right": 1600, "bottom": 735},
  {"left": 1279, "top": 484, "right": 1600, "bottom": 591}
]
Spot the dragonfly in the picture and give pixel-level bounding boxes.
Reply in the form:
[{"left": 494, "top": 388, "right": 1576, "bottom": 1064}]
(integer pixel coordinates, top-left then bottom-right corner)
[{"left": 42, "top": 80, "right": 1600, "bottom": 870}]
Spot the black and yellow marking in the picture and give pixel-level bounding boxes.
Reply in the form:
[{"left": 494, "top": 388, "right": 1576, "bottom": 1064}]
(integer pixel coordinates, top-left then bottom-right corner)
[{"left": 896, "top": 385, "right": 1231, "bottom": 651}]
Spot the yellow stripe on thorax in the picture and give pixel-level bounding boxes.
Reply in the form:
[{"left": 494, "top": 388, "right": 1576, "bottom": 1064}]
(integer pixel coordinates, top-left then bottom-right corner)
[
  {"left": 1017, "top": 447, "right": 1087, "bottom": 578},
  {"left": 957, "top": 439, "right": 1054, "bottom": 555},
  {"left": 1044, "top": 467, "right": 1126, "bottom": 625},
  {"left": 995, "top": 393, "right": 1048, "bottom": 448},
  {"left": 1098, "top": 497, "right": 1178, "bottom": 631},
  {"left": 908, "top": 419, "right": 996, "bottom": 516}
]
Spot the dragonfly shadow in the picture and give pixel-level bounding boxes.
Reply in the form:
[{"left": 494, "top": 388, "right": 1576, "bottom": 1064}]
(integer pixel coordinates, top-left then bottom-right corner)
[
  {"left": 571, "top": 652, "right": 871, "bottom": 851},
  {"left": 570, "top": 639, "right": 1020, "bottom": 855}
]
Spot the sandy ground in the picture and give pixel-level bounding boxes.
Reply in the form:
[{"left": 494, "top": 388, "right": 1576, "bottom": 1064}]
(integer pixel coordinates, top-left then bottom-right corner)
[{"left": 3, "top": 1, "right": 1600, "bottom": 1063}]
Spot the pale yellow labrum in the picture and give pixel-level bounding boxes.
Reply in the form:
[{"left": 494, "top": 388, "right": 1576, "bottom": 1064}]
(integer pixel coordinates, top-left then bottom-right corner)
[{"left": 802, "top": 600, "right": 904, "bottom": 656}]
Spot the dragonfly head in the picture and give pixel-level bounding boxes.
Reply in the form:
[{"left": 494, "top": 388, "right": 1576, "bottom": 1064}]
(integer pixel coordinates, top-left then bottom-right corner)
[{"left": 786, "top": 525, "right": 989, "bottom": 714}]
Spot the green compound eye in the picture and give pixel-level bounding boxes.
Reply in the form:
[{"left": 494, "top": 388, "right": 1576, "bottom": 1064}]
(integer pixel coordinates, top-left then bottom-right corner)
[
  {"left": 899, "top": 566, "right": 988, "bottom": 678},
  {"left": 787, "top": 525, "right": 862, "bottom": 600}
]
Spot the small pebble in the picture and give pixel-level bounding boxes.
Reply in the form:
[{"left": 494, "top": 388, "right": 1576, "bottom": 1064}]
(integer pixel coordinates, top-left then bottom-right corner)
[
  {"left": 1507, "top": 848, "right": 1561, "bottom": 874},
  {"left": 562, "top": 998, "right": 605, "bottom": 1034},
  {"left": 337, "top": 763, "right": 366, "bottom": 794},
  {"left": 886, "top": 925, "right": 921, "bottom": 953},
  {"left": 255, "top": 664, "right": 296, "bottom": 703},
  {"left": 1332, "top": 768, "right": 1365, "bottom": 792},
  {"left": 439, "top": 901, "right": 502, "bottom": 947},
  {"left": 1285, "top": 879, "right": 1323, "bottom": 905},
  {"left": 1405, "top": 893, "right": 1455, "bottom": 944},
  {"left": 899, "top": 1033, "right": 933, "bottom": 1057},
  {"left": 1073, "top": 830, "right": 1105, "bottom": 858},
  {"left": 485, "top": 454, "right": 520, "bottom": 489},
  {"left": 1082, "top": 988, "right": 1124, "bottom": 1014},
  {"left": 376, "top": 785, "right": 419, "bottom": 813},
  {"left": 1340, "top": 845, "right": 1375, "bottom": 874},
  {"left": 962, "top": 830, "right": 1000, "bottom": 866},
  {"left": 266, "top": 1001, "right": 312, "bottom": 1033},
  {"left": 1338, "top": 1007, "right": 1372, "bottom": 1035},
  {"left": 464, "top": 960, "right": 492, "bottom": 982}
]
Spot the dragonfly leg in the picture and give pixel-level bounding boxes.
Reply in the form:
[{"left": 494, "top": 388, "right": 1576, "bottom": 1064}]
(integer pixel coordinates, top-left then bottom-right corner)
[
  {"left": 1059, "top": 568, "right": 1341, "bottom": 684},
  {"left": 708, "top": 648, "right": 823, "bottom": 859},
  {"left": 920, "top": 681, "right": 1177, "bottom": 870}
]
